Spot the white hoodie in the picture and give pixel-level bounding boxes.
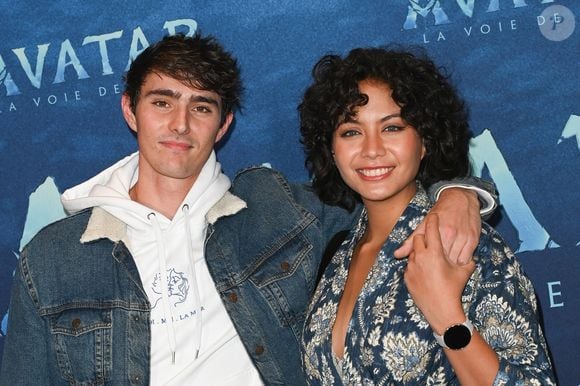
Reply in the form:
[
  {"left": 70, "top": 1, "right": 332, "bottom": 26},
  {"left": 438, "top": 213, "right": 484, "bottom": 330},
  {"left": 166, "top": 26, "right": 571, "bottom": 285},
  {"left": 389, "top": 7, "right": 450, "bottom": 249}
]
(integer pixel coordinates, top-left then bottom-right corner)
[{"left": 61, "top": 151, "right": 263, "bottom": 385}]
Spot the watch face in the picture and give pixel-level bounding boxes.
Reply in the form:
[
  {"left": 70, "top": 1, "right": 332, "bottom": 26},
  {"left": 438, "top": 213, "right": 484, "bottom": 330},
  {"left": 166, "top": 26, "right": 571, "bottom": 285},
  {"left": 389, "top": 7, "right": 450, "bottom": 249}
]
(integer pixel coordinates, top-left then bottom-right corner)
[{"left": 443, "top": 324, "right": 472, "bottom": 350}]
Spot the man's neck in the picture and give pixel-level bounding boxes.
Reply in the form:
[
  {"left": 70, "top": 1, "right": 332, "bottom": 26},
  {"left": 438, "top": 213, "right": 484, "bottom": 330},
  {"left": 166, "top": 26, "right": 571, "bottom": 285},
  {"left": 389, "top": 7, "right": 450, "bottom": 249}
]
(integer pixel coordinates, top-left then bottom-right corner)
[{"left": 129, "top": 175, "right": 196, "bottom": 220}]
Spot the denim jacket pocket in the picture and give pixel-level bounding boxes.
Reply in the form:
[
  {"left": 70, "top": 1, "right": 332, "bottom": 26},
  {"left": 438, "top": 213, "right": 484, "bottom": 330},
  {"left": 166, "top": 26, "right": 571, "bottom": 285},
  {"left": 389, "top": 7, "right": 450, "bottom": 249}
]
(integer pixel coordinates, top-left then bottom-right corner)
[
  {"left": 50, "top": 307, "right": 113, "bottom": 385},
  {"left": 250, "top": 234, "right": 314, "bottom": 328}
]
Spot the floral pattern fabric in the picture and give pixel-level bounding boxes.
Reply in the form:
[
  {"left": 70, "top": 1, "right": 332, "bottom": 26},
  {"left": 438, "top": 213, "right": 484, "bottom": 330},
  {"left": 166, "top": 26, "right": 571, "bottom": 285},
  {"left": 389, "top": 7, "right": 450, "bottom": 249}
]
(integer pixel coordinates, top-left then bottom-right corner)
[{"left": 301, "top": 186, "right": 555, "bottom": 385}]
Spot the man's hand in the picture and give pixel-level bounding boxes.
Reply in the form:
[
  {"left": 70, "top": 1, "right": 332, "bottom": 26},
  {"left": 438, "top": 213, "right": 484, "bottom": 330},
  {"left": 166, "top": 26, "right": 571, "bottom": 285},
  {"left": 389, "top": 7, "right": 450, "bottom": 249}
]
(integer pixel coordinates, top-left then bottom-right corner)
[{"left": 394, "top": 188, "right": 480, "bottom": 264}]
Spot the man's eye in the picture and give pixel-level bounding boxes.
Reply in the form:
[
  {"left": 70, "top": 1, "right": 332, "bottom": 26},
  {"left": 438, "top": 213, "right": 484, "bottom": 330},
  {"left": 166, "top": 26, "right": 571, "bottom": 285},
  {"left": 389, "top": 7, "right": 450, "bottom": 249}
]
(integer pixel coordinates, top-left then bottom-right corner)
[
  {"left": 193, "top": 105, "right": 211, "bottom": 113},
  {"left": 153, "top": 101, "right": 169, "bottom": 108}
]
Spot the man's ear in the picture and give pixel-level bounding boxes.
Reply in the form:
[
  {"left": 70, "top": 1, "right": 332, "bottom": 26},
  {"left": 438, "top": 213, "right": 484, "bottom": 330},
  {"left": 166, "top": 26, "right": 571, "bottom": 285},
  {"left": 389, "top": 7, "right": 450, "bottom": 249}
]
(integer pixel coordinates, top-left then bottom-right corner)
[
  {"left": 215, "top": 112, "right": 234, "bottom": 143},
  {"left": 121, "top": 94, "right": 138, "bottom": 133}
]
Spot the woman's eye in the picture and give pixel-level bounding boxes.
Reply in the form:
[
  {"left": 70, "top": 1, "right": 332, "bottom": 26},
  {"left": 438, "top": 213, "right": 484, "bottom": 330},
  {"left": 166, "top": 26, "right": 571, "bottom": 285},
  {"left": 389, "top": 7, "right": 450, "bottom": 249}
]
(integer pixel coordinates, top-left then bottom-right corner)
[
  {"left": 340, "top": 129, "right": 360, "bottom": 138},
  {"left": 383, "top": 125, "right": 404, "bottom": 132}
]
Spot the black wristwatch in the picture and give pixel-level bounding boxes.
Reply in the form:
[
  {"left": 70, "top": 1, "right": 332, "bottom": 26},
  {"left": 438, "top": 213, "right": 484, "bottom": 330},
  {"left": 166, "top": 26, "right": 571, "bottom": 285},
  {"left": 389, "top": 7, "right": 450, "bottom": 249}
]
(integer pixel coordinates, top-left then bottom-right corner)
[{"left": 433, "top": 319, "right": 474, "bottom": 350}]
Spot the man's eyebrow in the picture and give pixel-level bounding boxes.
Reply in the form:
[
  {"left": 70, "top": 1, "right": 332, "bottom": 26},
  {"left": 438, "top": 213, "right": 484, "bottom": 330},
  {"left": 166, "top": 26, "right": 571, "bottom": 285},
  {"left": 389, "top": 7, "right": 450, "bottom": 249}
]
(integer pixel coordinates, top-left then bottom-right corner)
[
  {"left": 189, "top": 95, "right": 220, "bottom": 106},
  {"left": 144, "top": 88, "right": 181, "bottom": 99},
  {"left": 144, "top": 89, "right": 220, "bottom": 107}
]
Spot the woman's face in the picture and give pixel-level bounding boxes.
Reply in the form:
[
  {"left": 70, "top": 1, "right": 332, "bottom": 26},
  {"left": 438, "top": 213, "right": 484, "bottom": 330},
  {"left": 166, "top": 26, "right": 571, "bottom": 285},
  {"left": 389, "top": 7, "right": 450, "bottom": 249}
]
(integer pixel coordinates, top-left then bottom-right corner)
[{"left": 332, "top": 80, "right": 425, "bottom": 208}]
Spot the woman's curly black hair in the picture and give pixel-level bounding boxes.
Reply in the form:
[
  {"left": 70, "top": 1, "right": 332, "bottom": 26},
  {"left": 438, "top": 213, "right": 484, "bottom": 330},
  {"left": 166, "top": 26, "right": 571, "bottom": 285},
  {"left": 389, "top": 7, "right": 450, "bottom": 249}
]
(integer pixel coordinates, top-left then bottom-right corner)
[{"left": 299, "top": 47, "right": 471, "bottom": 211}]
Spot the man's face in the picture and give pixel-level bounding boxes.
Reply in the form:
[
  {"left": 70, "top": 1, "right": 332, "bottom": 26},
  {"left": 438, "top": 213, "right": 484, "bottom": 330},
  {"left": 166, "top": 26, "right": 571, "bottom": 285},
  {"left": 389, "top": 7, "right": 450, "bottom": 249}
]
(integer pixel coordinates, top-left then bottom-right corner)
[{"left": 122, "top": 72, "right": 232, "bottom": 187}]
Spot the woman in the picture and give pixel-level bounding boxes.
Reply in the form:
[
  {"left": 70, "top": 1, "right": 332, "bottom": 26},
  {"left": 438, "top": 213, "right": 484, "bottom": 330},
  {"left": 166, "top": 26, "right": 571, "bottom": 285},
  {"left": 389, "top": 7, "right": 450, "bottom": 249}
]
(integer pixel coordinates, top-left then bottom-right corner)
[{"left": 299, "top": 47, "right": 555, "bottom": 385}]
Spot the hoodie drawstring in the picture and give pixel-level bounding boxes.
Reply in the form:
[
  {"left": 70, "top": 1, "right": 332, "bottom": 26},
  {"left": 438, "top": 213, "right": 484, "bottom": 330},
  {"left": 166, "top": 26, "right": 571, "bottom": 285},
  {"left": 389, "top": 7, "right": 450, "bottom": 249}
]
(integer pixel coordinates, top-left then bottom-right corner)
[
  {"left": 148, "top": 212, "right": 178, "bottom": 365},
  {"left": 148, "top": 206, "right": 204, "bottom": 366},
  {"left": 182, "top": 204, "right": 203, "bottom": 360}
]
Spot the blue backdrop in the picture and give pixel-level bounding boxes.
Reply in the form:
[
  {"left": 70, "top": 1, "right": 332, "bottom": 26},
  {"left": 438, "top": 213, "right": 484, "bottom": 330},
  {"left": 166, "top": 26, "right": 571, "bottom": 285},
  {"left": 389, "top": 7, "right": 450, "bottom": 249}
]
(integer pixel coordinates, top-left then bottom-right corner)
[{"left": 1, "top": 1, "right": 578, "bottom": 384}]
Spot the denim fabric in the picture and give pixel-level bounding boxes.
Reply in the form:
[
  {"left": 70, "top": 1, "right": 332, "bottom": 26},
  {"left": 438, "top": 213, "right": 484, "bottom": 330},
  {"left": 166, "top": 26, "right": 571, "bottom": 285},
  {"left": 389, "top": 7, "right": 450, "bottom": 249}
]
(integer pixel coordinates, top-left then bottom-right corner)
[
  {"left": 206, "top": 168, "right": 358, "bottom": 385},
  {"left": 0, "top": 167, "right": 357, "bottom": 386},
  {"left": 1, "top": 211, "right": 151, "bottom": 385},
  {"left": 0, "top": 167, "right": 494, "bottom": 385}
]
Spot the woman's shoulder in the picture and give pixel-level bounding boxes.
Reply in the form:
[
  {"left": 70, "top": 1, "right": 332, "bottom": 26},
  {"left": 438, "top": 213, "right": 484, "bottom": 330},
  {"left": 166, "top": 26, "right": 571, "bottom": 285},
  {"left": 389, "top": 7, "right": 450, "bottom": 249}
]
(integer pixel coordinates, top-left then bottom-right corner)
[{"left": 475, "top": 223, "right": 518, "bottom": 269}]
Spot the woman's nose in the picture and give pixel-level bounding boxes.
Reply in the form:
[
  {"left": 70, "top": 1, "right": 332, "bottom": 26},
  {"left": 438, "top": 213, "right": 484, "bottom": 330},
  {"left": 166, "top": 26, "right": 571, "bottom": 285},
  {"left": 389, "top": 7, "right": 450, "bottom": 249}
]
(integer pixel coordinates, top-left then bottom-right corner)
[{"left": 361, "top": 134, "right": 386, "bottom": 158}]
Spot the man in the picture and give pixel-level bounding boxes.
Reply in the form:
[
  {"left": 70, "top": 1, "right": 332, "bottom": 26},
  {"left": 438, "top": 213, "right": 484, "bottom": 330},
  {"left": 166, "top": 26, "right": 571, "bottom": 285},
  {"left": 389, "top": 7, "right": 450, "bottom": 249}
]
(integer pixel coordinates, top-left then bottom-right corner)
[{"left": 0, "top": 34, "right": 495, "bottom": 385}]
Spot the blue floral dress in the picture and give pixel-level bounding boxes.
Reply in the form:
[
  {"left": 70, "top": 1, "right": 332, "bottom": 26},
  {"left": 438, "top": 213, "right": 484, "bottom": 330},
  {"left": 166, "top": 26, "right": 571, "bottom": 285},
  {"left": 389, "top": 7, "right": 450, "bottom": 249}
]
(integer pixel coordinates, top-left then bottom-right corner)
[{"left": 301, "top": 186, "right": 555, "bottom": 385}]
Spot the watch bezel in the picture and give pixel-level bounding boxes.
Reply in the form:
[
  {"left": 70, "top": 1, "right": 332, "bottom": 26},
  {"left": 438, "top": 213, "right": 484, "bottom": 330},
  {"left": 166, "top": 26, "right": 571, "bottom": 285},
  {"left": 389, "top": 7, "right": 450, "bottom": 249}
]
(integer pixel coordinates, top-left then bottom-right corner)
[
  {"left": 443, "top": 324, "right": 472, "bottom": 350},
  {"left": 434, "top": 319, "right": 474, "bottom": 350}
]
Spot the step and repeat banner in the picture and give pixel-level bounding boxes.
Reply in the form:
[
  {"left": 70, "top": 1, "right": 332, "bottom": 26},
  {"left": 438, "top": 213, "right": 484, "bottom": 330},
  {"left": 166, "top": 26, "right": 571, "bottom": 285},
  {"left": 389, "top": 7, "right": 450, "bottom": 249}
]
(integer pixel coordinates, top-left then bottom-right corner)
[{"left": 1, "top": 1, "right": 578, "bottom": 383}]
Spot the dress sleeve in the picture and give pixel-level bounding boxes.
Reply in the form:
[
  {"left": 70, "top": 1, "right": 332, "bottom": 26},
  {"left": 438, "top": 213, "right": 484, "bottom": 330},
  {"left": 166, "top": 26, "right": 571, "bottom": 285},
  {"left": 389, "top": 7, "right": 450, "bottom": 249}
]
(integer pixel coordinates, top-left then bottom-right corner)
[{"left": 469, "top": 226, "right": 556, "bottom": 385}]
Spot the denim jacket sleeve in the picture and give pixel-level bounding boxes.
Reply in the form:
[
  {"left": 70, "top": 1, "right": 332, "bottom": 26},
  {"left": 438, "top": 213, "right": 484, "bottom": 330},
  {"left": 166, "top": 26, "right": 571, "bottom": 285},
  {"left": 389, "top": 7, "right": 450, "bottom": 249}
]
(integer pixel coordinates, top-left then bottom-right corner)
[
  {"left": 428, "top": 176, "right": 498, "bottom": 219},
  {"left": 292, "top": 176, "right": 497, "bottom": 235},
  {"left": 288, "top": 182, "right": 361, "bottom": 245},
  {"left": 0, "top": 256, "right": 53, "bottom": 385}
]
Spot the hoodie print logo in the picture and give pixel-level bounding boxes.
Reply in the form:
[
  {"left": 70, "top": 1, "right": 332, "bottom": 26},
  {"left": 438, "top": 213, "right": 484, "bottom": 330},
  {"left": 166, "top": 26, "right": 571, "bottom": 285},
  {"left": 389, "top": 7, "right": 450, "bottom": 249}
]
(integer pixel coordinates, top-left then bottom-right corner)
[{"left": 151, "top": 268, "right": 190, "bottom": 308}]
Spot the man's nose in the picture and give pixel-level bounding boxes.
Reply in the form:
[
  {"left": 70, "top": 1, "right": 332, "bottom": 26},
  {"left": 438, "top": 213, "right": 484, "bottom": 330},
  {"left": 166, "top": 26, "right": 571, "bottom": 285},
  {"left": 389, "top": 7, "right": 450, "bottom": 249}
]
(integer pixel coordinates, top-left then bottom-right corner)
[{"left": 171, "top": 108, "right": 190, "bottom": 135}]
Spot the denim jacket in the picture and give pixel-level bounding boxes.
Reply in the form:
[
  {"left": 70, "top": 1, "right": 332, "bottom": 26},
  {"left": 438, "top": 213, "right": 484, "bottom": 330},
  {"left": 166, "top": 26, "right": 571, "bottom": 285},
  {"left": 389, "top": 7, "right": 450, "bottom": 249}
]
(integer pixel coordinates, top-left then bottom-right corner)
[
  {"left": 0, "top": 167, "right": 495, "bottom": 385},
  {"left": 0, "top": 168, "right": 356, "bottom": 385}
]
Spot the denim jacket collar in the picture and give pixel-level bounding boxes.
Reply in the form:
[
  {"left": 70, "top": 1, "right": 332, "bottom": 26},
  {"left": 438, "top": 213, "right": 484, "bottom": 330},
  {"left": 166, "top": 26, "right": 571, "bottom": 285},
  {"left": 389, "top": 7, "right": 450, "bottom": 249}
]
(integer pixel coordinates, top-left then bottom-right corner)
[{"left": 80, "top": 191, "right": 247, "bottom": 243}]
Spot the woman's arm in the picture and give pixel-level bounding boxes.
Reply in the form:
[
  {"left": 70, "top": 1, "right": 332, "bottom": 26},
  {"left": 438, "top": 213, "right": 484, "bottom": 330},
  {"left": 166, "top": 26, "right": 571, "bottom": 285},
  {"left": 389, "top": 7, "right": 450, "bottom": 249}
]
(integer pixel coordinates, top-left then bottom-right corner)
[
  {"left": 404, "top": 214, "right": 500, "bottom": 385},
  {"left": 404, "top": 215, "right": 556, "bottom": 385}
]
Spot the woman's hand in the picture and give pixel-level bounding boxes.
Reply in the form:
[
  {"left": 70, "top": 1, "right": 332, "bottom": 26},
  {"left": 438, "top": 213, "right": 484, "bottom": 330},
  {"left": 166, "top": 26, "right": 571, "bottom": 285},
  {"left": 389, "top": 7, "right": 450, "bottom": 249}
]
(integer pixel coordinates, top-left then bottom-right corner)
[{"left": 403, "top": 214, "right": 476, "bottom": 333}]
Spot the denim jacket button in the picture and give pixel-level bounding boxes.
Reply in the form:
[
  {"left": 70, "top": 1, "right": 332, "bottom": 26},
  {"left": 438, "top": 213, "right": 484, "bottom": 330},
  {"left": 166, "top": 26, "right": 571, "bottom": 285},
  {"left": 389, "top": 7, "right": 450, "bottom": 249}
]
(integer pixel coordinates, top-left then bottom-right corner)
[
  {"left": 255, "top": 345, "right": 265, "bottom": 355},
  {"left": 228, "top": 293, "right": 238, "bottom": 303},
  {"left": 280, "top": 261, "right": 291, "bottom": 272},
  {"left": 71, "top": 318, "right": 81, "bottom": 329}
]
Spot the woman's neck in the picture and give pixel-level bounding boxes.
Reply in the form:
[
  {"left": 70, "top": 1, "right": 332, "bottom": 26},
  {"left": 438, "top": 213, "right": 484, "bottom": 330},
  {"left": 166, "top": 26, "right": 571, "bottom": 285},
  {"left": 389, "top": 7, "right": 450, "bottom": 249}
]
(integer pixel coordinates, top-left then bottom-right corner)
[{"left": 362, "top": 184, "right": 417, "bottom": 246}]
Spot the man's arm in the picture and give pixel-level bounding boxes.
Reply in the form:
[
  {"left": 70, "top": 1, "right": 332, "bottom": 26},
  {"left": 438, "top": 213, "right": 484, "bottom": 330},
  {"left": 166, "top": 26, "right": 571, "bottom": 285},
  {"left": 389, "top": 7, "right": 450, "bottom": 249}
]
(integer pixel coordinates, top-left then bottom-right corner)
[
  {"left": 429, "top": 176, "right": 498, "bottom": 219},
  {"left": 0, "top": 261, "right": 51, "bottom": 385},
  {"left": 395, "top": 177, "right": 498, "bottom": 264}
]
